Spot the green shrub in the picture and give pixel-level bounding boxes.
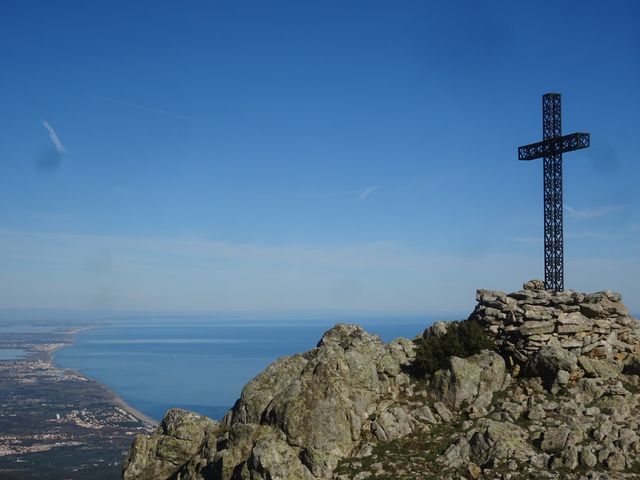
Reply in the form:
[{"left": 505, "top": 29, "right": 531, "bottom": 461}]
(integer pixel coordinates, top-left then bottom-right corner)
[{"left": 410, "top": 320, "right": 494, "bottom": 377}]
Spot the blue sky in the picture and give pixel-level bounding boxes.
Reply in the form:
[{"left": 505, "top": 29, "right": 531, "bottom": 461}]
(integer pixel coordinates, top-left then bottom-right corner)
[{"left": 0, "top": 1, "right": 639, "bottom": 314}]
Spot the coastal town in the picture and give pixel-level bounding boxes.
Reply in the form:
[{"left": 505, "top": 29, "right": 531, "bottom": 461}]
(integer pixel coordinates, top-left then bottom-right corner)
[{"left": 0, "top": 323, "right": 155, "bottom": 479}]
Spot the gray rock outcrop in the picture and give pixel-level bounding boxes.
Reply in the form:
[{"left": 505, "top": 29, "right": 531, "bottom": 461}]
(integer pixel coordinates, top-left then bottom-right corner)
[
  {"left": 122, "top": 281, "right": 640, "bottom": 480},
  {"left": 124, "top": 324, "right": 417, "bottom": 480},
  {"left": 122, "top": 408, "right": 220, "bottom": 480},
  {"left": 432, "top": 350, "right": 510, "bottom": 408}
]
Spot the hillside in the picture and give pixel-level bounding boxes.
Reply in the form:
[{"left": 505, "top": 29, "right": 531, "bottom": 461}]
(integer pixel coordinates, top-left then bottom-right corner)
[{"left": 121, "top": 280, "right": 640, "bottom": 480}]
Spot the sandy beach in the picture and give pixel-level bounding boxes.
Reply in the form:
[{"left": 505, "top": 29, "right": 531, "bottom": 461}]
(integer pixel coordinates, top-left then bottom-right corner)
[
  {"left": 50, "top": 326, "right": 161, "bottom": 428},
  {"left": 109, "top": 389, "right": 160, "bottom": 427}
]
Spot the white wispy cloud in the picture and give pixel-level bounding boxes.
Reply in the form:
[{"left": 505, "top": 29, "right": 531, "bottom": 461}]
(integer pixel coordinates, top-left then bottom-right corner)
[
  {"left": 104, "top": 97, "right": 190, "bottom": 120},
  {"left": 359, "top": 186, "right": 378, "bottom": 200},
  {"left": 564, "top": 204, "right": 626, "bottom": 219},
  {"left": 316, "top": 186, "right": 380, "bottom": 200},
  {"left": 0, "top": 228, "right": 538, "bottom": 312},
  {"left": 512, "top": 236, "right": 542, "bottom": 244},
  {"left": 41, "top": 120, "right": 66, "bottom": 154},
  {"left": 565, "top": 231, "right": 623, "bottom": 240},
  {"left": 1, "top": 229, "right": 638, "bottom": 312}
]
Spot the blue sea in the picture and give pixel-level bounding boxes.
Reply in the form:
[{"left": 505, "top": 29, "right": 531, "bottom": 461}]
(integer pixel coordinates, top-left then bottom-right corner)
[
  {"left": 54, "top": 316, "right": 440, "bottom": 422},
  {"left": 0, "top": 348, "right": 26, "bottom": 360}
]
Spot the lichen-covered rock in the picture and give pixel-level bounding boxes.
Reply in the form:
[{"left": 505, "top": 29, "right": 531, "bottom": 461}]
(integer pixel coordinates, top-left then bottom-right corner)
[
  {"left": 540, "top": 426, "right": 571, "bottom": 453},
  {"left": 468, "top": 419, "right": 533, "bottom": 465},
  {"left": 122, "top": 409, "right": 220, "bottom": 480},
  {"left": 578, "top": 356, "right": 623, "bottom": 379},
  {"left": 411, "top": 405, "right": 437, "bottom": 424},
  {"left": 227, "top": 325, "right": 415, "bottom": 477},
  {"left": 433, "top": 350, "right": 509, "bottom": 408},
  {"left": 122, "top": 283, "right": 640, "bottom": 480},
  {"left": 226, "top": 353, "right": 310, "bottom": 426},
  {"left": 525, "top": 344, "right": 577, "bottom": 387},
  {"left": 421, "top": 320, "right": 449, "bottom": 339},
  {"left": 523, "top": 279, "right": 545, "bottom": 290},
  {"left": 371, "top": 406, "right": 414, "bottom": 442},
  {"left": 244, "top": 429, "right": 315, "bottom": 480},
  {"left": 124, "top": 324, "right": 417, "bottom": 480},
  {"left": 438, "top": 419, "right": 532, "bottom": 468}
]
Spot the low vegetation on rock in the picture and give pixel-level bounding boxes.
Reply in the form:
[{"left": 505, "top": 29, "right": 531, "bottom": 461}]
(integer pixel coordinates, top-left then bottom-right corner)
[
  {"left": 411, "top": 319, "right": 494, "bottom": 377},
  {"left": 122, "top": 280, "right": 640, "bottom": 480}
]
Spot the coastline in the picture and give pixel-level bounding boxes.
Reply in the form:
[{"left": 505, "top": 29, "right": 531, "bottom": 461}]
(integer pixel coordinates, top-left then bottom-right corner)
[
  {"left": 108, "top": 388, "right": 160, "bottom": 427},
  {"left": 50, "top": 325, "right": 161, "bottom": 428},
  {"left": 0, "top": 322, "right": 158, "bottom": 478}
]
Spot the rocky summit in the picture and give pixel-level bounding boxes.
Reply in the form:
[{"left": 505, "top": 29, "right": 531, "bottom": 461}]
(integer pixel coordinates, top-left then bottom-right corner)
[{"left": 122, "top": 281, "right": 640, "bottom": 480}]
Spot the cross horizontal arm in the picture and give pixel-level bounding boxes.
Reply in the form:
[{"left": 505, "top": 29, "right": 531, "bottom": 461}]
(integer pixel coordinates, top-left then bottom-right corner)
[{"left": 518, "top": 132, "right": 590, "bottom": 161}]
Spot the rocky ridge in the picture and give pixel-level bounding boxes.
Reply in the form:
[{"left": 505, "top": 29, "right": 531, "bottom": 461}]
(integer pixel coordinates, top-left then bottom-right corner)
[{"left": 122, "top": 281, "right": 640, "bottom": 480}]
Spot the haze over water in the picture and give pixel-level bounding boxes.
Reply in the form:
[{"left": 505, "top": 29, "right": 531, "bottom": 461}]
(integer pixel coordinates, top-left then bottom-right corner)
[{"left": 54, "top": 316, "right": 437, "bottom": 421}]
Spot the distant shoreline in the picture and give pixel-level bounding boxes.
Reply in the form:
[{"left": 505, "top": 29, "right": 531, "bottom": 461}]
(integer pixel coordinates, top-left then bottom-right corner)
[
  {"left": 107, "top": 387, "right": 160, "bottom": 427},
  {"left": 49, "top": 326, "right": 161, "bottom": 428}
]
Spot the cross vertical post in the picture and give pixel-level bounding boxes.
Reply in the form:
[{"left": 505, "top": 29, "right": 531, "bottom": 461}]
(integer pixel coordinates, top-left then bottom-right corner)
[
  {"left": 518, "top": 93, "right": 590, "bottom": 292},
  {"left": 543, "top": 93, "right": 563, "bottom": 291}
]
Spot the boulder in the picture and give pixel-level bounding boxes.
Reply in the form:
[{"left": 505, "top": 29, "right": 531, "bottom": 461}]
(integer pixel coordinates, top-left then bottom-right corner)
[
  {"left": 578, "top": 356, "right": 623, "bottom": 380},
  {"left": 422, "top": 320, "right": 449, "bottom": 339},
  {"left": 433, "top": 401, "right": 454, "bottom": 422},
  {"left": 245, "top": 430, "right": 316, "bottom": 480},
  {"left": 525, "top": 345, "right": 577, "bottom": 387},
  {"left": 371, "top": 406, "right": 414, "bottom": 442},
  {"left": 540, "top": 426, "right": 570, "bottom": 453},
  {"left": 580, "top": 447, "right": 598, "bottom": 468},
  {"left": 433, "top": 350, "right": 509, "bottom": 408},
  {"left": 122, "top": 409, "right": 220, "bottom": 480},
  {"left": 219, "top": 324, "right": 416, "bottom": 479},
  {"left": 468, "top": 419, "right": 533, "bottom": 466},
  {"left": 437, "top": 435, "right": 471, "bottom": 469},
  {"left": 596, "top": 395, "right": 638, "bottom": 422},
  {"left": 411, "top": 405, "right": 437, "bottom": 424},
  {"left": 523, "top": 279, "right": 545, "bottom": 290},
  {"left": 438, "top": 420, "right": 532, "bottom": 469}
]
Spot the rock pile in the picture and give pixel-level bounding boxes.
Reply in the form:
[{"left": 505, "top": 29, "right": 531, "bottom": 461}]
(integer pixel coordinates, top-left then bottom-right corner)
[
  {"left": 469, "top": 280, "right": 640, "bottom": 385},
  {"left": 122, "top": 281, "right": 640, "bottom": 480}
]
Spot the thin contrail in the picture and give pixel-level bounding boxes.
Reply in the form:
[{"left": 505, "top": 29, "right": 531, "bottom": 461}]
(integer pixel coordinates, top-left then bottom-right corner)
[
  {"left": 359, "top": 186, "right": 379, "bottom": 200},
  {"left": 103, "top": 97, "right": 191, "bottom": 120},
  {"left": 42, "top": 120, "right": 66, "bottom": 153}
]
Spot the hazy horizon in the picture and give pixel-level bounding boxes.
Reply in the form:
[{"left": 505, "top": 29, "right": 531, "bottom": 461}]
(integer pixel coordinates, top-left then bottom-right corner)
[{"left": 1, "top": 1, "right": 638, "bottom": 313}]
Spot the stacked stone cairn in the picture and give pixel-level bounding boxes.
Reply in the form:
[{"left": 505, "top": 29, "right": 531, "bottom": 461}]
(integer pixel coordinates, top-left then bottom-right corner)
[{"left": 470, "top": 279, "right": 640, "bottom": 381}]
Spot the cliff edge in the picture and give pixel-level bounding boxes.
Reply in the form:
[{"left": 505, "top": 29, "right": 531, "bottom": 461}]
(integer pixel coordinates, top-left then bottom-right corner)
[{"left": 122, "top": 281, "right": 640, "bottom": 480}]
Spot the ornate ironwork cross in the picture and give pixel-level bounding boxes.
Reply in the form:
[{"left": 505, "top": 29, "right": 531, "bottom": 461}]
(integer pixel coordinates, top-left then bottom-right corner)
[{"left": 518, "top": 93, "right": 590, "bottom": 292}]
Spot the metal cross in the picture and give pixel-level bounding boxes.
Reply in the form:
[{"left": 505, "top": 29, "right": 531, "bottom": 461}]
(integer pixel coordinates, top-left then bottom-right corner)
[{"left": 518, "top": 93, "right": 590, "bottom": 292}]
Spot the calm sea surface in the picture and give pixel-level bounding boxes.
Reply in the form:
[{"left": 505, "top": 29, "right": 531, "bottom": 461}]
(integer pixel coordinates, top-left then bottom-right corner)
[
  {"left": 54, "top": 316, "right": 438, "bottom": 421},
  {"left": 0, "top": 348, "right": 26, "bottom": 360}
]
